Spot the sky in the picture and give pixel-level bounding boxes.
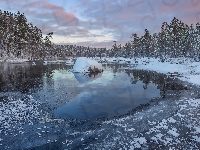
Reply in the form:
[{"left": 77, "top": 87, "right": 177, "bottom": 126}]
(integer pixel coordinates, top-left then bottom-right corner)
[{"left": 1, "top": 0, "right": 200, "bottom": 48}]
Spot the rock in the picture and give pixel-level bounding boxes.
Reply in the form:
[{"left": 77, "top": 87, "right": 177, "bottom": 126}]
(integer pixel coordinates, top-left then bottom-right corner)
[{"left": 88, "top": 66, "right": 103, "bottom": 73}]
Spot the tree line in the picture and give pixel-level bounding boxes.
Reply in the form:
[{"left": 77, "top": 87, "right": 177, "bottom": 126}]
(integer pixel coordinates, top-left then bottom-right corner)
[{"left": 112, "top": 17, "right": 200, "bottom": 60}]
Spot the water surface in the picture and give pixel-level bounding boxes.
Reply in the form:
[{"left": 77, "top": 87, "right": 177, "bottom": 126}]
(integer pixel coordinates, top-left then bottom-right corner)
[{"left": 0, "top": 62, "right": 161, "bottom": 120}]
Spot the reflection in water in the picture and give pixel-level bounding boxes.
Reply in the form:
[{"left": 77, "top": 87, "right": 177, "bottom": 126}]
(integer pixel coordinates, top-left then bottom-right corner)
[
  {"left": 72, "top": 72, "right": 102, "bottom": 84},
  {"left": 0, "top": 62, "right": 45, "bottom": 93},
  {"left": 0, "top": 62, "right": 72, "bottom": 93},
  {"left": 0, "top": 62, "right": 186, "bottom": 120},
  {"left": 54, "top": 79, "right": 160, "bottom": 119}
]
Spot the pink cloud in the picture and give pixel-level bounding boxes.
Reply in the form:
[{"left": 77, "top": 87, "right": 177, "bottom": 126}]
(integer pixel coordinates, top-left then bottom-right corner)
[
  {"left": 23, "top": 1, "right": 43, "bottom": 8},
  {"left": 52, "top": 10, "right": 79, "bottom": 26},
  {"left": 44, "top": 4, "right": 64, "bottom": 10},
  {"left": 78, "top": 29, "right": 89, "bottom": 35},
  {"left": 39, "top": 25, "right": 60, "bottom": 34},
  {"left": 19, "top": 0, "right": 80, "bottom": 27}
]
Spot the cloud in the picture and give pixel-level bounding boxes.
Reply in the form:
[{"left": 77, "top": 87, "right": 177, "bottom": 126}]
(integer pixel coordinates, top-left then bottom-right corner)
[
  {"left": 23, "top": 1, "right": 42, "bottom": 8},
  {"left": 52, "top": 10, "right": 79, "bottom": 26},
  {"left": 44, "top": 4, "right": 64, "bottom": 10},
  {"left": 38, "top": 25, "right": 60, "bottom": 35}
]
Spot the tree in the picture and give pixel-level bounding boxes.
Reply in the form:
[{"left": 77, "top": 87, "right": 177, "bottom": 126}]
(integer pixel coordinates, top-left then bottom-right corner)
[{"left": 44, "top": 32, "right": 53, "bottom": 47}]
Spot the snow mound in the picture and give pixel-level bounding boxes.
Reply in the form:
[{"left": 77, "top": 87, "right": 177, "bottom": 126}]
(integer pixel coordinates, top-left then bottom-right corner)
[
  {"left": 194, "top": 65, "right": 200, "bottom": 73},
  {"left": 187, "top": 75, "right": 200, "bottom": 85},
  {"left": 117, "top": 57, "right": 127, "bottom": 64},
  {"left": 72, "top": 57, "right": 103, "bottom": 73}
]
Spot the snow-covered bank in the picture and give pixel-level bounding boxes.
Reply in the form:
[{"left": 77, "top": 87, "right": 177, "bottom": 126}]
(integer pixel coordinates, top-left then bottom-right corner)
[
  {"left": 0, "top": 58, "right": 29, "bottom": 63},
  {"left": 100, "top": 57, "right": 200, "bottom": 86},
  {"left": 134, "top": 57, "right": 200, "bottom": 85},
  {"left": 72, "top": 57, "right": 103, "bottom": 73},
  {"left": 186, "top": 75, "right": 200, "bottom": 85}
]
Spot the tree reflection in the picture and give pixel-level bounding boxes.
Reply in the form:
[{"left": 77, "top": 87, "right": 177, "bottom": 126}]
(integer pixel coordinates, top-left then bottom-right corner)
[
  {"left": 0, "top": 63, "right": 70, "bottom": 93},
  {"left": 125, "top": 69, "right": 187, "bottom": 98}
]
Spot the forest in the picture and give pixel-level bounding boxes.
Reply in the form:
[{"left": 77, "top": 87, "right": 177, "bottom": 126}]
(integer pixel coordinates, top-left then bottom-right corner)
[
  {"left": 0, "top": 10, "right": 55, "bottom": 60},
  {"left": 0, "top": 9, "right": 200, "bottom": 61},
  {"left": 112, "top": 17, "right": 200, "bottom": 60}
]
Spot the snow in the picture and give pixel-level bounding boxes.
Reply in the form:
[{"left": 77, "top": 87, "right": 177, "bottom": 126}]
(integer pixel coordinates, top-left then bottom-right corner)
[
  {"left": 131, "top": 137, "right": 147, "bottom": 148},
  {"left": 151, "top": 133, "right": 163, "bottom": 143},
  {"left": 168, "top": 128, "right": 179, "bottom": 137},
  {"left": 73, "top": 73, "right": 91, "bottom": 83},
  {"left": 187, "top": 75, "right": 200, "bottom": 85},
  {"left": 0, "top": 58, "right": 28, "bottom": 63},
  {"left": 167, "top": 117, "right": 176, "bottom": 123},
  {"left": 0, "top": 95, "right": 41, "bottom": 137},
  {"left": 43, "top": 61, "right": 47, "bottom": 65},
  {"left": 2, "top": 55, "right": 199, "bottom": 85},
  {"left": 85, "top": 97, "right": 200, "bottom": 149},
  {"left": 134, "top": 137, "right": 146, "bottom": 145},
  {"left": 65, "top": 59, "right": 74, "bottom": 65},
  {"left": 72, "top": 57, "right": 103, "bottom": 73},
  {"left": 192, "top": 136, "right": 200, "bottom": 143},
  {"left": 195, "top": 65, "right": 200, "bottom": 73},
  {"left": 103, "top": 56, "right": 200, "bottom": 86},
  {"left": 126, "top": 128, "right": 135, "bottom": 131},
  {"left": 106, "top": 57, "right": 117, "bottom": 63},
  {"left": 155, "top": 119, "right": 168, "bottom": 129},
  {"left": 193, "top": 127, "right": 200, "bottom": 134},
  {"left": 116, "top": 57, "right": 127, "bottom": 64}
]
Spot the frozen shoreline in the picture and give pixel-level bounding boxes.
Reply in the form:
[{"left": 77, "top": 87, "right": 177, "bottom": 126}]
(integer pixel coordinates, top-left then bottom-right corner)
[
  {"left": 99, "top": 56, "right": 200, "bottom": 86},
  {"left": 135, "top": 57, "right": 200, "bottom": 86},
  {"left": 0, "top": 58, "right": 29, "bottom": 63}
]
